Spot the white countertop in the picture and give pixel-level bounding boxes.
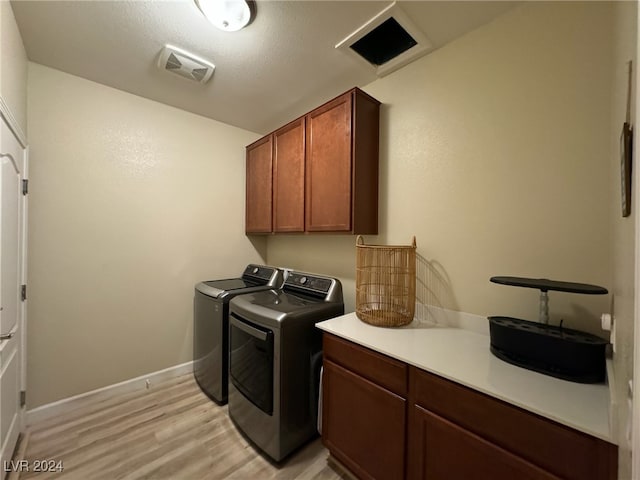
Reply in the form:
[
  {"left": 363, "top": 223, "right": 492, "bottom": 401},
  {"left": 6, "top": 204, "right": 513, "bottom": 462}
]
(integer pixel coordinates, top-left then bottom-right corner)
[{"left": 316, "top": 312, "right": 615, "bottom": 444}]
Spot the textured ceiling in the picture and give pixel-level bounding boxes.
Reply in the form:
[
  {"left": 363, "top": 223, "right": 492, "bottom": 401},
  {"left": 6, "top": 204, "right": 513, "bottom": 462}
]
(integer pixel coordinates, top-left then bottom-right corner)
[{"left": 11, "top": 0, "right": 517, "bottom": 134}]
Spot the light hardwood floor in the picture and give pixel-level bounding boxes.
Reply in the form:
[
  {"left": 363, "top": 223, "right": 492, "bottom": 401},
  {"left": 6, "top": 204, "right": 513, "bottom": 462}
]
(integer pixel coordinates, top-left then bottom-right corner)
[{"left": 15, "top": 373, "right": 344, "bottom": 480}]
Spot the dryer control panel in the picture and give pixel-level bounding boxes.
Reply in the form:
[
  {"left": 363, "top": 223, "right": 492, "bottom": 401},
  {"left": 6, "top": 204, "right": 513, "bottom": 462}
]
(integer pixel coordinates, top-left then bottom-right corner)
[{"left": 283, "top": 272, "right": 342, "bottom": 303}]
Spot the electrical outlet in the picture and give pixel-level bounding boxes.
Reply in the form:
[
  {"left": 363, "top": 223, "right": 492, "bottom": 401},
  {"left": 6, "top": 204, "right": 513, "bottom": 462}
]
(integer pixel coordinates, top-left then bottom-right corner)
[{"left": 601, "top": 313, "right": 615, "bottom": 354}]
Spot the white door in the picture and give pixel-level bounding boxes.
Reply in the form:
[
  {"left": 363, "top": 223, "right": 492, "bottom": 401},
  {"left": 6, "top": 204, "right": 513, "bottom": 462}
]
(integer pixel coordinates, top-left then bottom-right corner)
[{"left": 0, "top": 116, "right": 25, "bottom": 477}]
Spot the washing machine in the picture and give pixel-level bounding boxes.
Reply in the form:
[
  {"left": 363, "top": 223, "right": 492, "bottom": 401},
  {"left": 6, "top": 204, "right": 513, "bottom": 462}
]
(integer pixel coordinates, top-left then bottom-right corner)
[
  {"left": 228, "top": 271, "right": 344, "bottom": 461},
  {"left": 193, "top": 264, "right": 284, "bottom": 404}
]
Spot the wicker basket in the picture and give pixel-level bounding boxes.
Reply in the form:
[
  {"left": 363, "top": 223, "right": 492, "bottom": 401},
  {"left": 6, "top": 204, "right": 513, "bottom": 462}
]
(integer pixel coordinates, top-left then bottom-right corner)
[{"left": 355, "top": 236, "right": 417, "bottom": 327}]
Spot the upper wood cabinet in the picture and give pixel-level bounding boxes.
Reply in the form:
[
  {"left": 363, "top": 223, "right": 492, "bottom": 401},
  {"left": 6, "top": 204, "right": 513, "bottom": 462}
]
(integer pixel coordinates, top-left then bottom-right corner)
[
  {"left": 245, "top": 87, "right": 380, "bottom": 235},
  {"left": 306, "top": 88, "right": 380, "bottom": 233},
  {"left": 245, "top": 135, "right": 272, "bottom": 233},
  {"left": 273, "top": 118, "right": 305, "bottom": 232}
]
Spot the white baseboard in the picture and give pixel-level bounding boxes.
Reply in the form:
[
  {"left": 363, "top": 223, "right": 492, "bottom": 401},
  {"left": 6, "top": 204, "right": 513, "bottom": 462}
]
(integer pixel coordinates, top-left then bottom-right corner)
[{"left": 26, "top": 361, "right": 194, "bottom": 426}]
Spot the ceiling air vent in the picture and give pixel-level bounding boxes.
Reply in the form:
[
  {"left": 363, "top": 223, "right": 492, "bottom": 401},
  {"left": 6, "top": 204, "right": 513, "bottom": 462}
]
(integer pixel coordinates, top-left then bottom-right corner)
[
  {"left": 336, "top": 2, "right": 432, "bottom": 78},
  {"left": 157, "top": 45, "right": 215, "bottom": 84}
]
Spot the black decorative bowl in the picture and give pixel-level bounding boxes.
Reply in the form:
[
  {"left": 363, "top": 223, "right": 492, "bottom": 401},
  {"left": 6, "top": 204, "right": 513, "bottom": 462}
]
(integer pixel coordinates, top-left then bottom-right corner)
[{"left": 488, "top": 316, "right": 607, "bottom": 383}]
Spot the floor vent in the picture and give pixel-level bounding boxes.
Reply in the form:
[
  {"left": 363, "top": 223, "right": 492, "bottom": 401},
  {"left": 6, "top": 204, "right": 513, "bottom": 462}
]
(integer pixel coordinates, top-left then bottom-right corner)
[
  {"left": 336, "top": 2, "right": 432, "bottom": 78},
  {"left": 157, "top": 45, "right": 215, "bottom": 84}
]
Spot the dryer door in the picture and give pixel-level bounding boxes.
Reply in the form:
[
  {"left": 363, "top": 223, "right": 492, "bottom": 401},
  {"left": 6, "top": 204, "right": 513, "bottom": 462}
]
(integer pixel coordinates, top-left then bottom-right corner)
[{"left": 229, "top": 313, "right": 274, "bottom": 415}]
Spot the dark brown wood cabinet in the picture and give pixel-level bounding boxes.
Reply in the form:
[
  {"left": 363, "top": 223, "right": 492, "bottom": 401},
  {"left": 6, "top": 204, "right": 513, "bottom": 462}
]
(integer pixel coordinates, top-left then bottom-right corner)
[
  {"left": 411, "top": 406, "right": 560, "bottom": 480},
  {"left": 305, "top": 88, "right": 380, "bottom": 233},
  {"left": 321, "top": 333, "right": 618, "bottom": 480},
  {"left": 245, "top": 135, "right": 272, "bottom": 233},
  {"left": 409, "top": 368, "right": 618, "bottom": 480},
  {"left": 323, "top": 360, "right": 406, "bottom": 480},
  {"left": 322, "top": 334, "right": 408, "bottom": 479},
  {"left": 245, "top": 87, "right": 380, "bottom": 234},
  {"left": 273, "top": 118, "right": 305, "bottom": 232}
]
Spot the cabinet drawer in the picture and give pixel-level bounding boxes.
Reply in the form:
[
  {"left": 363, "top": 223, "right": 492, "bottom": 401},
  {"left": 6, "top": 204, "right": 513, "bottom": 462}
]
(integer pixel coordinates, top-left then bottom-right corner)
[
  {"left": 323, "top": 334, "right": 407, "bottom": 396},
  {"left": 410, "top": 367, "right": 617, "bottom": 480}
]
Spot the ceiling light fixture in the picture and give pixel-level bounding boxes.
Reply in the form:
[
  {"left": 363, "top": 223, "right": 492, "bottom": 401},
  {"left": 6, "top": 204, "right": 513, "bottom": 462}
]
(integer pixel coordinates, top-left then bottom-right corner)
[{"left": 195, "top": 0, "right": 252, "bottom": 32}]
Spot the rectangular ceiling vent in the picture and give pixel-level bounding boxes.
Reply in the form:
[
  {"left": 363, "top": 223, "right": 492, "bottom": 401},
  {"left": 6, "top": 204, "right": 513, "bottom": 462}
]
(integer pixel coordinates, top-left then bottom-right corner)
[
  {"left": 336, "top": 2, "right": 432, "bottom": 78},
  {"left": 157, "top": 45, "right": 215, "bottom": 84}
]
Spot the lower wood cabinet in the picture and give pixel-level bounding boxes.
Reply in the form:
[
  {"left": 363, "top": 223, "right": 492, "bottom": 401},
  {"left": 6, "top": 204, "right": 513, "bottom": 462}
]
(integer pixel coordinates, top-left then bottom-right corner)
[
  {"left": 410, "top": 406, "right": 559, "bottom": 480},
  {"left": 321, "top": 333, "right": 618, "bottom": 480},
  {"left": 323, "top": 360, "right": 406, "bottom": 480}
]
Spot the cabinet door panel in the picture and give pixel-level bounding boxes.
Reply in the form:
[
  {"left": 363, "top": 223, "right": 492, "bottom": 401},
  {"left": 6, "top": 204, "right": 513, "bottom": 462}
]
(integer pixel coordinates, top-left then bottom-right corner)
[
  {"left": 411, "top": 367, "right": 618, "bottom": 480},
  {"left": 322, "top": 360, "right": 406, "bottom": 480},
  {"left": 305, "top": 93, "right": 352, "bottom": 231},
  {"left": 245, "top": 136, "right": 273, "bottom": 233},
  {"left": 273, "top": 119, "right": 305, "bottom": 232},
  {"left": 411, "top": 406, "right": 560, "bottom": 480}
]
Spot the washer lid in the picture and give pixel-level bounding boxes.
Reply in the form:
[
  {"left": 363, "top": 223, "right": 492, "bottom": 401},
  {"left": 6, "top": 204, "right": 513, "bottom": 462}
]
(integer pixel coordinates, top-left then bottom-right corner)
[
  {"left": 196, "top": 265, "right": 284, "bottom": 298},
  {"left": 197, "top": 279, "right": 258, "bottom": 298}
]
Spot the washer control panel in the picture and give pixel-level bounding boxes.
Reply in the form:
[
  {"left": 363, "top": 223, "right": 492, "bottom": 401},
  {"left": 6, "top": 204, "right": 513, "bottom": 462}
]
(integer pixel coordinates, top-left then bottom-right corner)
[{"left": 242, "top": 264, "right": 283, "bottom": 284}]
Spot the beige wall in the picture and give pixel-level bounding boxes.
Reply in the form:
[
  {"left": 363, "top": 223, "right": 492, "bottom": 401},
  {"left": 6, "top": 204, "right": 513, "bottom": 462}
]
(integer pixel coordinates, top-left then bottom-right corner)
[
  {"left": 24, "top": 2, "right": 633, "bottom": 434},
  {"left": 268, "top": 1, "right": 614, "bottom": 334},
  {"left": 609, "top": 1, "right": 637, "bottom": 477},
  {"left": 0, "top": 1, "right": 28, "bottom": 135},
  {"left": 27, "top": 63, "right": 265, "bottom": 408}
]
